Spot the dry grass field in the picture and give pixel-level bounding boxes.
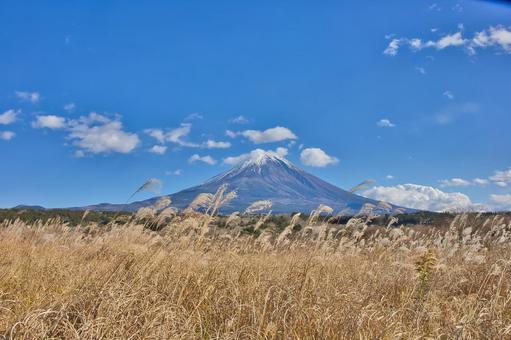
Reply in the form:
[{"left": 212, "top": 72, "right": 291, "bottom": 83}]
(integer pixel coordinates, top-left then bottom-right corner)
[{"left": 1, "top": 206, "right": 511, "bottom": 339}]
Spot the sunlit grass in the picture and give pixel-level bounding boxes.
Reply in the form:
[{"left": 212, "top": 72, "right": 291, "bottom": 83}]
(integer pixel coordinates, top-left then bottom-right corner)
[{"left": 1, "top": 210, "right": 510, "bottom": 338}]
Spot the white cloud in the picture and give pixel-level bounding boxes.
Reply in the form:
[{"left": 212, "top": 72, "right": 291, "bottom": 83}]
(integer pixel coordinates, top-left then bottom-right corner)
[
  {"left": 189, "top": 154, "right": 216, "bottom": 165},
  {"left": 471, "top": 26, "right": 511, "bottom": 53},
  {"left": 166, "top": 169, "right": 182, "bottom": 176},
  {"left": 149, "top": 145, "right": 167, "bottom": 154},
  {"left": 489, "top": 167, "right": 511, "bottom": 187},
  {"left": 377, "top": 118, "right": 396, "bottom": 128},
  {"left": 0, "top": 131, "right": 15, "bottom": 140},
  {"left": 223, "top": 147, "right": 288, "bottom": 165},
  {"left": 145, "top": 124, "right": 199, "bottom": 147},
  {"left": 415, "top": 66, "right": 427, "bottom": 75},
  {"left": 383, "top": 38, "right": 402, "bottom": 56},
  {"left": 225, "top": 130, "right": 238, "bottom": 138},
  {"left": 389, "top": 32, "right": 465, "bottom": 53},
  {"left": 386, "top": 175, "right": 394, "bottom": 180},
  {"left": 144, "top": 129, "right": 166, "bottom": 144},
  {"left": 67, "top": 113, "right": 140, "bottom": 154},
  {"left": 435, "top": 32, "right": 466, "bottom": 49},
  {"left": 74, "top": 150, "right": 85, "bottom": 158},
  {"left": 490, "top": 194, "right": 511, "bottom": 211},
  {"left": 439, "top": 178, "right": 471, "bottom": 187},
  {"left": 300, "top": 148, "right": 339, "bottom": 167},
  {"left": 77, "top": 112, "right": 110, "bottom": 124},
  {"left": 443, "top": 90, "right": 454, "bottom": 99},
  {"left": 384, "top": 25, "right": 511, "bottom": 57},
  {"left": 204, "top": 140, "right": 231, "bottom": 149},
  {"left": 408, "top": 33, "right": 465, "bottom": 51},
  {"left": 274, "top": 146, "right": 288, "bottom": 157},
  {"left": 363, "top": 183, "right": 483, "bottom": 212},
  {"left": 184, "top": 113, "right": 203, "bottom": 121},
  {"left": 166, "top": 123, "right": 199, "bottom": 147},
  {"left": 145, "top": 125, "right": 229, "bottom": 149},
  {"left": 15, "top": 91, "right": 41, "bottom": 103},
  {"left": 0, "top": 109, "right": 19, "bottom": 125},
  {"left": 64, "top": 103, "right": 76, "bottom": 112},
  {"left": 229, "top": 115, "right": 249, "bottom": 124},
  {"left": 238, "top": 126, "right": 297, "bottom": 144},
  {"left": 429, "top": 3, "right": 441, "bottom": 11},
  {"left": 32, "top": 115, "right": 67, "bottom": 129},
  {"left": 473, "top": 178, "right": 489, "bottom": 185}
]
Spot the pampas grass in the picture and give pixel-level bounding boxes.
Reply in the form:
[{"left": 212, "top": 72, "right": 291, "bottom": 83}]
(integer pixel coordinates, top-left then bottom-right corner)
[{"left": 1, "top": 202, "right": 511, "bottom": 338}]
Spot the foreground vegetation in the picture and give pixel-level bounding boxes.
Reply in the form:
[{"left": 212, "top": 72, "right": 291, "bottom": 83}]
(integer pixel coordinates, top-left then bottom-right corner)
[{"left": 1, "top": 206, "right": 511, "bottom": 338}]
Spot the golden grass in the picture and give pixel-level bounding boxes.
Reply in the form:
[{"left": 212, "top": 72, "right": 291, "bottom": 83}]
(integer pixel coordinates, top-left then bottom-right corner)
[{"left": 1, "top": 214, "right": 511, "bottom": 339}]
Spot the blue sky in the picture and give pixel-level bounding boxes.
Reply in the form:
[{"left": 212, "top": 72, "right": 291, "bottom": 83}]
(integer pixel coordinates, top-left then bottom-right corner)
[{"left": 1, "top": 0, "right": 510, "bottom": 211}]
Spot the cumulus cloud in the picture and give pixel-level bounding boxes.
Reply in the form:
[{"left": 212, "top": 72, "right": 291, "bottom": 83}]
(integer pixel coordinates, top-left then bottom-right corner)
[
  {"left": 188, "top": 154, "right": 217, "bottom": 165},
  {"left": 64, "top": 103, "right": 76, "bottom": 112},
  {"left": 223, "top": 147, "right": 288, "bottom": 165},
  {"left": 300, "top": 148, "right": 339, "bottom": 167},
  {"left": 15, "top": 91, "right": 41, "bottom": 103},
  {"left": 145, "top": 125, "right": 230, "bottom": 150},
  {"left": 386, "top": 175, "right": 394, "bottom": 180},
  {"left": 489, "top": 167, "right": 511, "bottom": 187},
  {"left": 473, "top": 178, "right": 489, "bottom": 185},
  {"left": 203, "top": 140, "right": 231, "bottom": 149},
  {"left": 383, "top": 38, "right": 401, "bottom": 56},
  {"left": 471, "top": 26, "right": 511, "bottom": 54},
  {"left": 0, "top": 131, "right": 15, "bottom": 140},
  {"left": 225, "top": 130, "right": 237, "bottom": 138},
  {"left": 166, "top": 124, "right": 199, "bottom": 147},
  {"left": 229, "top": 115, "right": 249, "bottom": 124},
  {"left": 32, "top": 115, "right": 67, "bottom": 129},
  {"left": 377, "top": 118, "right": 396, "bottom": 128},
  {"left": 384, "top": 32, "right": 465, "bottom": 56},
  {"left": 443, "top": 90, "right": 454, "bottom": 100},
  {"left": 31, "top": 112, "right": 139, "bottom": 155},
  {"left": 384, "top": 25, "right": 511, "bottom": 56},
  {"left": 74, "top": 150, "right": 85, "bottom": 158},
  {"left": 439, "top": 168, "right": 511, "bottom": 188},
  {"left": 429, "top": 3, "right": 441, "bottom": 11},
  {"left": 415, "top": 66, "right": 427, "bottom": 75},
  {"left": 490, "top": 194, "right": 511, "bottom": 211},
  {"left": 66, "top": 113, "right": 140, "bottom": 155},
  {"left": 435, "top": 32, "right": 466, "bottom": 49},
  {"left": 144, "top": 129, "right": 166, "bottom": 144},
  {"left": 363, "top": 183, "right": 483, "bottom": 212},
  {"left": 166, "top": 169, "right": 182, "bottom": 176},
  {"left": 234, "top": 126, "right": 297, "bottom": 144},
  {"left": 0, "top": 109, "right": 19, "bottom": 125},
  {"left": 184, "top": 113, "right": 203, "bottom": 121},
  {"left": 439, "top": 178, "right": 471, "bottom": 187},
  {"left": 145, "top": 124, "right": 199, "bottom": 147},
  {"left": 149, "top": 145, "right": 167, "bottom": 154},
  {"left": 439, "top": 177, "right": 492, "bottom": 187}
]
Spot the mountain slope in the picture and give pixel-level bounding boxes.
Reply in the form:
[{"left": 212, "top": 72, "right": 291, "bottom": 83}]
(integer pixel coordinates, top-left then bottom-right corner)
[{"left": 77, "top": 151, "right": 412, "bottom": 214}]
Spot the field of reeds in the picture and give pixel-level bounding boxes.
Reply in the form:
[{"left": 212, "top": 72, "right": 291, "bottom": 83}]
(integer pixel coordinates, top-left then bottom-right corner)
[{"left": 1, "top": 191, "right": 511, "bottom": 339}]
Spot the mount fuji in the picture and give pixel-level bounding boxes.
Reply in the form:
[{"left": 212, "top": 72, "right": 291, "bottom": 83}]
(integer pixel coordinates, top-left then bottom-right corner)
[{"left": 77, "top": 151, "right": 412, "bottom": 214}]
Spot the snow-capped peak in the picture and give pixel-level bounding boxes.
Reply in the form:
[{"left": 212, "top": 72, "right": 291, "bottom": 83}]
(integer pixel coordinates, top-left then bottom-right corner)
[
  {"left": 204, "top": 148, "right": 296, "bottom": 184},
  {"left": 241, "top": 148, "right": 290, "bottom": 167}
]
